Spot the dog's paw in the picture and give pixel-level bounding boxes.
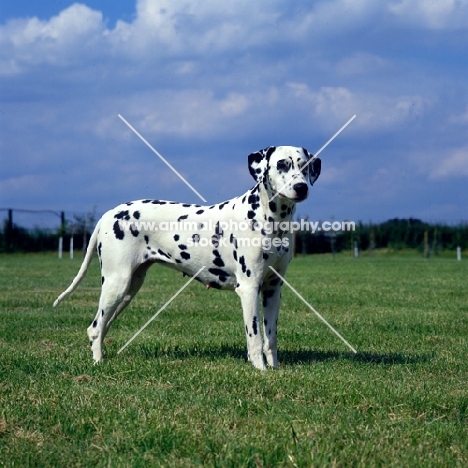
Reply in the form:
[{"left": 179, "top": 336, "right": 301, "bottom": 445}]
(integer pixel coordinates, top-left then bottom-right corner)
[
  {"left": 264, "top": 350, "right": 279, "bottom": 369},
  {"left": 249, "top": 353, "right": 267, "bottom": 371},
  {"left": 253, "top": 361, "right": 267, "bottom": 371}
]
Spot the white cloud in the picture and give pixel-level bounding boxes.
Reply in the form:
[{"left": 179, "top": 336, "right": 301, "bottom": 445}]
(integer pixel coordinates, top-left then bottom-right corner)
[
  {"left": 449, "top": 106, "right": 468, "bottom": 125},
  {"left": 2, "top": 0, "right": 465, "bottom": 78},
  {"left": 102, "top": 0, "right": 295, "bottom": 58},
  {"left": 285, "top": 84, "right": 431, "bottom": 132},
  {"left": 429, "top": 146, "right": 468, "bottom": 179},
  {"left": 220, "top": 93, "right": 249, "bottom": 116},
  {"left": 0, "top": 4, "right": 105, "bottom": 73},
  {"left": 336, "top": 52, "right": 389, "bottom": 76},
  {"left": 0, "top": 173, "right": 54, "bottom": 199},
  {"left": 388, "top": 0, "right": 468, "bottom": 29}
]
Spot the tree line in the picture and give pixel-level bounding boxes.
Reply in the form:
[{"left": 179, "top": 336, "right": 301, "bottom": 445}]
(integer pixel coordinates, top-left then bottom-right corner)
[{"left": 296, "top": 218, "right": 467, "bottom": 255}]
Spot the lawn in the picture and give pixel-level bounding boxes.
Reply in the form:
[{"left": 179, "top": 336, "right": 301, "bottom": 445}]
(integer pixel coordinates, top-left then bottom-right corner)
[{"left": 0, "top": 251, "right": 467, "bottom": 467}]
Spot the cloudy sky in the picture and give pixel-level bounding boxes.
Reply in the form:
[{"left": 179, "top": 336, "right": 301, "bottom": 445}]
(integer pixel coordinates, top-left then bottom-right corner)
[{"left": 1, "top": 0, "right": 467, "bottom": 228}]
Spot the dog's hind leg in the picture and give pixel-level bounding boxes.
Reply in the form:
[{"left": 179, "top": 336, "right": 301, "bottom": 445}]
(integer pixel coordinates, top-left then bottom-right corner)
[
  {"left": 103, "top": 263, "right": 150, "bottom": 336},
  {"left": 87, "top": 270, "right": 133, "bottom": 363},
  {"left": 87, "top": 264, "right": 151, "bottom": 362}
]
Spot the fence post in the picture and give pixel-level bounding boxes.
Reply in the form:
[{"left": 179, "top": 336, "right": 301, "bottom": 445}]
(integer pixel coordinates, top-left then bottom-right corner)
[
  {"left": 58, "top": 211, "right": 65, "bottom": 259},
  {"left": 354, "top": 241, "right": 359, "bottom": 258},
  {"left": 457, "top": 246, "right": 461, "bottom": 261}
]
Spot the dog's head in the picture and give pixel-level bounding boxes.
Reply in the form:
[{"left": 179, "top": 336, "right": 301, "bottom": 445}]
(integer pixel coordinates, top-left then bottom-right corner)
[{"left": 248, "top": 146, "right": 321, "bottom": 202}]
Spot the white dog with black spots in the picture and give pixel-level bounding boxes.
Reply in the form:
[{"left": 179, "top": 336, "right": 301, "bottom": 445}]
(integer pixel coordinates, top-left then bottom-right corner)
[{"left": 54, "top": 146, "right": 321, "bottom": 370}]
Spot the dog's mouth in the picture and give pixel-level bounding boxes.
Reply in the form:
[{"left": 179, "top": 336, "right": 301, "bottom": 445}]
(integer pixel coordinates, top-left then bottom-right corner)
[
  {"left": 278, "top": 192, "right": 307, "bottom": 202},
  {"left": 293, "top": 194, "right": 308, "bottom": 202}
]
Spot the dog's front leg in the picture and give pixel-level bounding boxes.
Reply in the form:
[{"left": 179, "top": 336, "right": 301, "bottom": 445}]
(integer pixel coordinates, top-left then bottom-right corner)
[
  {"left": 236, "top": 283, "right": 266, "bottom": 371},
  {"left": 261, "top": 284, "right": 281, "bottom": 368}
]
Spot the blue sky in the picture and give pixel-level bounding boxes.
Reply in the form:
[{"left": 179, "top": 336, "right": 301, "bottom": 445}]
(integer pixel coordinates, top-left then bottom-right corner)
[{"left": 1, "top": 0, "right": 467, "bottom": 228}]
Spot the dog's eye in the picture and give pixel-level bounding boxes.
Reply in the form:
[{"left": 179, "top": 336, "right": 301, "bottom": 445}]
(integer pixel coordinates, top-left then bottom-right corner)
[{"left": 276, "top": 160, "right": 290, "bottom": 172}]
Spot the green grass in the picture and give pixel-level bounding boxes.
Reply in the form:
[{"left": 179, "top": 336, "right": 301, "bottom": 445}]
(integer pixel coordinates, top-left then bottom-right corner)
[{"left": 0, "top": 251, "right": 467, "bottom": 467}]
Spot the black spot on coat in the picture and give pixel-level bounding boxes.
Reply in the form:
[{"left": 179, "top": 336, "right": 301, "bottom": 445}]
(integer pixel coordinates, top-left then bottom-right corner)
[
  {"left": 213, "top": 257, "right": 225, "bottom": 267},
  {"left": 215, "top": 222, "right": 223, "bottom": 237},
  {"left": 158, "top": 249, "right": 171, "bottom": 259},
  {"left": 209, "top": 268, "right": 230, "bottom": 282},
  {"left": 113, "top": 221, "right": 125, "bottom": 240},
  {"left": 114, "top": 210, "right": 130, "bottom": 220},
  {"left": 263, "top": 289, "right": 275, "bottom": 307},
  {"left": 252, "top": 317, "right": 258, "bottom": 335},
  {"left": 239, "top": 256, "right": 247, "bottom": 273}
]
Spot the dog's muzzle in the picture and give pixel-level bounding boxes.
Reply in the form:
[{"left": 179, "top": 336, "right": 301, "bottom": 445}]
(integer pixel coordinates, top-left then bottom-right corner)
[{"left": 293, "top": 182, "right": 308, "bottom": 201}]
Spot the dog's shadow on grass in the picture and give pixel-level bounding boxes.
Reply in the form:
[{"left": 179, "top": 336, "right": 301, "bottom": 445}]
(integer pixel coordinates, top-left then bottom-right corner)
[
  {"left": 134, "top": 343, "right": 432, "bottom": 366},
  {"left": 280, "top": 349, "right": 433, "bottom": 365}
]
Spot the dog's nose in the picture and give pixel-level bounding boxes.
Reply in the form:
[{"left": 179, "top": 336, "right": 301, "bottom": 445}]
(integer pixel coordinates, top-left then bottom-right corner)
[{"left": 293, "top": 183, "right": 308, "bottom": 199}]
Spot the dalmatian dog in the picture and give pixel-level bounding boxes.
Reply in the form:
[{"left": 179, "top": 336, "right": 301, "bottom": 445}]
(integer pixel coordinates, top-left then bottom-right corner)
[{"left": 53, "top": 146, "right": 321, "bottom": 370}]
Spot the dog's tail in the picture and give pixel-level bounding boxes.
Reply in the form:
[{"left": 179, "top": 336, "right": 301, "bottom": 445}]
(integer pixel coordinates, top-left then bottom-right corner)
[{"left": 53, "top": 219, "right": 101, "bottom": 308}]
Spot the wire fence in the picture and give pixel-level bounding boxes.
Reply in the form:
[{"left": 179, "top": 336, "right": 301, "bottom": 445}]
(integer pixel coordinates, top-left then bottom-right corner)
[
  {"left": 0, "top": 208, "right": 99, "bottom": 255},
  {"left": 0, "top": 207, "right": 467, "bottom": 258}
]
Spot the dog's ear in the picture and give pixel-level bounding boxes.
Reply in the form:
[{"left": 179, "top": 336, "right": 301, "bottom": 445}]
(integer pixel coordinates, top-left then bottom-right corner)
[
  {"left": 248, "top": 146, "right": 276, "bottom": 182},
  {"left": 302, "top": 148, "right": 321, "bottom": 186}
]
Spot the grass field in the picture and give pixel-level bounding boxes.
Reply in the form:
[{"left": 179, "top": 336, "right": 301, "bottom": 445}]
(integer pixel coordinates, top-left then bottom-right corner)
[{"left": 0, "top": 251, "right": 467, "bottom": 467}]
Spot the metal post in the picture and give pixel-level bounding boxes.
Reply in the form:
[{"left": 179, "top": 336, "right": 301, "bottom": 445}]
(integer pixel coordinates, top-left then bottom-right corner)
[
  {"left": 58, "top": 211, "right": 65, "bottom": 259},
  {"left": 82, "top": 214, "right": 87, "bottom": 257}
]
